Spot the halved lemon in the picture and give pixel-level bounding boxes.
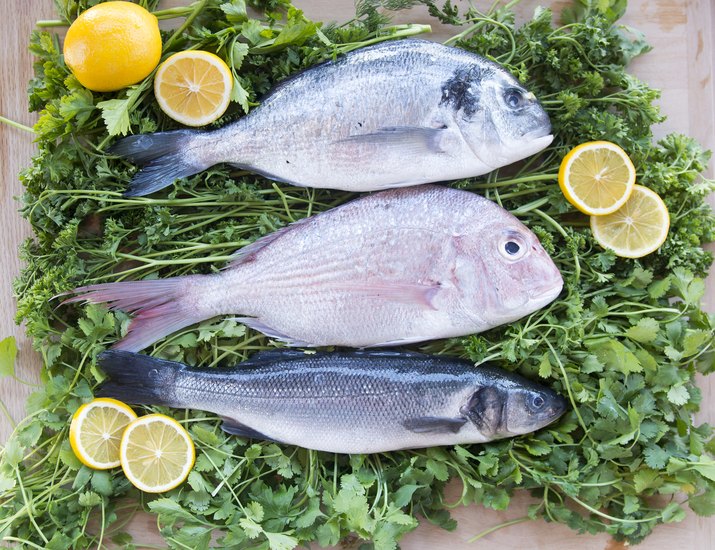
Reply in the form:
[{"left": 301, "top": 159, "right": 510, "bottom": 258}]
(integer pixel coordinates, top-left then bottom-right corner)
[
  {"left": 558, "top": 141, "right": 636, "bottom": 215},
  {"left": 119, "top": 413, "right": 195, "bottom": 493},
  {"left": 590, "top": 185, "right": 670, "bottom": 258},
  {"left": 154, "top": 50, "right": 233, "bottom": 127},
  {"left": 69, "top": 398, "right": 137, "bottom": 469}
]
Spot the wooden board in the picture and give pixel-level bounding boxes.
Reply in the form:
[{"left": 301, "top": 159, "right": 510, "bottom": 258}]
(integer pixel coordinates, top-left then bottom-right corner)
[{"left": 1, "top": 1, "right": 713, "bottom": 548}]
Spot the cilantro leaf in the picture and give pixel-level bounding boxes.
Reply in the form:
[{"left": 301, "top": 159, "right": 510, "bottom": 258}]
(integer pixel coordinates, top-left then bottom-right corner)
[
  {"left": 0, "top": 336, "right": 17, "bottom": 377},
  {"left": 625, "top": 317, "right": 659, "bottom": 344},
  {"left": 666, "top": 385, "right": 690, "bottom": 406},
  {"left": 689, "top": 489, "right": 715, "bottom": 516}
]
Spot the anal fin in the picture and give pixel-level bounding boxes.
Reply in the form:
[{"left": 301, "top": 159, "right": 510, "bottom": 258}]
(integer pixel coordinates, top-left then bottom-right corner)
[
  {"left": 231, "top": 316, "right": 313, "bottom": 347},
  {"left": 221, "top": 418, "right": 278, "bottom": 442}
]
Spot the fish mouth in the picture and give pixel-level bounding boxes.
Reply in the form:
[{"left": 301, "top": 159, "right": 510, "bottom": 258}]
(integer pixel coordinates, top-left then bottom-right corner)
[
  {"left": 528, "top": 275, "right": 563, "bottom": 309},
  {"left": 512, "top": 131, "right": 553, "bottom": 160},
  {"left": 548, "top": 394, "right": 568, "bottom": 420},
  {"left": 522, "top": 132, "right": 554, "bottom": 148}
]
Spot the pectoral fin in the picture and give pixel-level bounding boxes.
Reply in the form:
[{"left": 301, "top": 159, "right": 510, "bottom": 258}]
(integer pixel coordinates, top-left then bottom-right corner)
[
  {"left": 333, "top": 281, "right": 441, "bottom": 310},
  {"left": 338, "top": 126, "right": 447, "bottom": 155},
  {"left": 403, "top": 416, "right": 467, "bottom": 434}
]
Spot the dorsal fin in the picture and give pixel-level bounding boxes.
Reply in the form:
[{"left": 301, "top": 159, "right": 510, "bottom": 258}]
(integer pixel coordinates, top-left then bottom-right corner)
[
  {"left": 242, "top": 348, "right": 312, "bottom": 364},
  {"left": 224, "top": 217, "right": 312, "bottom": 270}
]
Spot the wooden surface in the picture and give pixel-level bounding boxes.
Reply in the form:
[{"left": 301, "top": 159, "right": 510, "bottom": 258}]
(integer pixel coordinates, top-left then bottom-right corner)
[{"left": 1, "top": 1, "right": 714, "bottom": 548}]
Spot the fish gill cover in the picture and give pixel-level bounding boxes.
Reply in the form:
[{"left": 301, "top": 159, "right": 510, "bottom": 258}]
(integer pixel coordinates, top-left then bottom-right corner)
[{"left": 1, "top": 0, "right": 714, "bottom": 548}]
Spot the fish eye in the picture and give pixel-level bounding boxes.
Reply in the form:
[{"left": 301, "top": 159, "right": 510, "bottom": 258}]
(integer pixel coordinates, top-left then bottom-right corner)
[
  {"left": 498, "top": 232, "right": 528, "bottom": 261},
  {"left": 504, "top": 88, "right": 525, "bottom": 109},
  {"left": 505, "top": 241, "right": 520, "bottom": 255},
  {"left": 532, "top": 395, "right": 545, "bottom": 409}
]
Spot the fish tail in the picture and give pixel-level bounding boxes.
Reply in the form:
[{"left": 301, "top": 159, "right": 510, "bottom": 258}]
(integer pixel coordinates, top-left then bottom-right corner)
[
  {"left": 109, "top": 129, "right": 213, "bottom": 196},
  {"left": 96, "top": 350, "right": 183, "bottom": 407},
  {"left": 64, "top": 276, "right": 206, "bottom": 352}
]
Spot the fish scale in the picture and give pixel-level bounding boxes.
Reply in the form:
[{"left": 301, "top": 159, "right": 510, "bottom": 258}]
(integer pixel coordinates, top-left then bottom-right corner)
[
  {"left": 98, "top": 349, "right": 567, "bottom": 454},
  {"left": 110, "top": 39, "right": 552, "bottom": 197},
  {"left": 67, "top": 185, "right": 563, "bottom": 351}
]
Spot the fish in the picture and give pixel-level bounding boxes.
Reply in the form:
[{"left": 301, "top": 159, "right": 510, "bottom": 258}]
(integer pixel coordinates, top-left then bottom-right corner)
[
  {"left": 97, "top": 349, "right": 568, "bottom": 454},
  {"left": 111, "top": 39, "right": 553, "bottom": 196},
  {"left": 65, "top": 185, "right": 564, "bottom": 352}
]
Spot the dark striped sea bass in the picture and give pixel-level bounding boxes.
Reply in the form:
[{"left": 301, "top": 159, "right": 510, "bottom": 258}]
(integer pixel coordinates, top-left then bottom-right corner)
[
  {"left": 98, "top": 350, "right": 567, "bottom": 454},
  {"left": 67, "top": 185, "right": 563, "bottom": 352},
  {"left": 112, "top": 39, "right": 553, "bottom": 196}
]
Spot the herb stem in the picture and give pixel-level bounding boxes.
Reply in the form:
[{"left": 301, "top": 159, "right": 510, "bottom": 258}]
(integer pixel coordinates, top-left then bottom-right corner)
[
  {"left": 0, "top": 115, "right": 35, "bottom": 134},
  {"left": 14, "top": 466, "right": 48, "bottom": 544},
  {"left": 337, "top": 24, "right": 432, "bottom": 54},
  {"left": 567, "top": 493, "right": 660, "bottom": 524},
  {"left": 534, "top": 208, "right": 581, "bottom": 281},
  {"left": 163, "top": 0, "right": 208, "bottom": 52},
  {"left": 35, "top": 19, "right": 67, "bottom": 28},
  {"left": 2, "top": 537, "right": 46, "bottom": 549},
  {"left": 0, "top": 397, "right": 16, "bottom": 429},
  {"left": 511, "top": 196, "right": 550, "bottom": 215},
  {"left": 544, "top": 339, "right": 592, "bottom": 442},
  {"left": 152, "top": 6, "right": 195, "bottom": 19},
  {"left": 467, "top": 516, "right": 531, "bottom": 542}
]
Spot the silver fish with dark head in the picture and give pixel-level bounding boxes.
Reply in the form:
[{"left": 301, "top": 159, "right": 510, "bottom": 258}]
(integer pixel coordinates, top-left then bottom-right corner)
[
  {"left": 112, "top": 39, "right": 553, "bottom": 196},
  {"left": 66, "top": 185, "right": 563, "bottom": 352},
  {"left": 97, "top": 349, "right": 567, "bottom": 454}
]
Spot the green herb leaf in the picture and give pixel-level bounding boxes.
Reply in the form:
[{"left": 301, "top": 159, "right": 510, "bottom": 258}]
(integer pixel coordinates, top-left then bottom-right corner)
[
  {"left": 0, "top": 336, "right": 17, "bottom": 378},
  {"left": 625, "top": 317, "right": 659, "bottom": 344}
]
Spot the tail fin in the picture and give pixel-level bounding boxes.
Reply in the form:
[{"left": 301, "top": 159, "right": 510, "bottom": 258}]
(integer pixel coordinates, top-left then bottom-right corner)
[
  {"left": 96, "top": 350, "right": 184, "bottom": 407},
  {"left": 64, "top": 277, "right": 205, "bottom": 352},
  {"left": 109, "top": 130, "right": 211, "bottom": 196}
]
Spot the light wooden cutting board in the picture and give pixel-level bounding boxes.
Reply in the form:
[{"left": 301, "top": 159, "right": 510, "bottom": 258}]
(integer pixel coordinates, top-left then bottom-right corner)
[{"left": 1, "top": 1, "right": 713, "bottom": 548}]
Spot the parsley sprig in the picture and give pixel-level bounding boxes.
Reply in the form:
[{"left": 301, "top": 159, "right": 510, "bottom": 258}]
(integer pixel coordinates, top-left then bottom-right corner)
[{"left": 1, "top": 0, "right": 714, "bottom": 548}]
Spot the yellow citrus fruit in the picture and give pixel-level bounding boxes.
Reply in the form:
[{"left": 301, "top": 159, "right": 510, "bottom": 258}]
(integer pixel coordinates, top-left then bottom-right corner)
[
  {"left": 63, "top": 1, "right": 162, "bottom": 92},
  {"left": 69, "top": 398, "right": 137, "bottom": 469},
  {"left": 154, "top": 50, "right": 233, "bottom": 127},
  {"left": 558, "top": 141, "right": 636, "bottom": 215},
  {"left": 119, "top": 414, "right": 195, "bottom": 493},
  {"left": 590, "top": 185, "right": 670, "bottom": 258}
]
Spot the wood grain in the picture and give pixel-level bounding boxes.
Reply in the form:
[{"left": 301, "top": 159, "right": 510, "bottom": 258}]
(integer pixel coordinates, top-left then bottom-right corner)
[{"left": 0, "top": 1, "right": 713, "bottom": 548}]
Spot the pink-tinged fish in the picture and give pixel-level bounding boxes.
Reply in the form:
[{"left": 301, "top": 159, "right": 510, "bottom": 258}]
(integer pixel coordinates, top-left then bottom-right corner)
[{"left": 66, "top": 185, "right": 563, "bottom": 351}]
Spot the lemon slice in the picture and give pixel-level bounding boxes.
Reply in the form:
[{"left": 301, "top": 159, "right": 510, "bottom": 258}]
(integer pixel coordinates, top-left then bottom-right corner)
[
  {"left": 69, "top": 398, "right": 137, "bottom": 469},
  {"left": 154, "top": 50, "right": 233, "bottom": 127},
  {"left": 558, "top": 141, "right": 636, "bottom": 215},
  {"left": 119, "top": 414, "right": 195, "bottom": 493},
  {"left": 590, "top": 185, "right": 670, "bottom": 258}
]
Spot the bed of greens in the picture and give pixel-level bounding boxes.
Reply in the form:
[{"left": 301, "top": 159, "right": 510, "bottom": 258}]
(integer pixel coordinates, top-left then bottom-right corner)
[{"left": 1, "top": 0, "right": 714, "bottom": 548}]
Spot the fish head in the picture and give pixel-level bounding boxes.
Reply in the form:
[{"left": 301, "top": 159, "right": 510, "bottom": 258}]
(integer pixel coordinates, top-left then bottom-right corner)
[
  {"left": 441, "top": 63, "right": 552, "bottom": 169},
  {"left": 457, "top": 218, "right": 563, "bottom": 324},
  {"left": 501, "top": 383, "right": 567, "bottom": 435},
  {"left": 460, "top": 376, "right": 567, "bottom": 437}
]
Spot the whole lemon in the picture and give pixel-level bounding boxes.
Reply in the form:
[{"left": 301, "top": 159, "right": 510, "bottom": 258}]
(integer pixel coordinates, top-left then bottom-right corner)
[{"left": 63, "top": 1, "right": 162, "bottom": 92}]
